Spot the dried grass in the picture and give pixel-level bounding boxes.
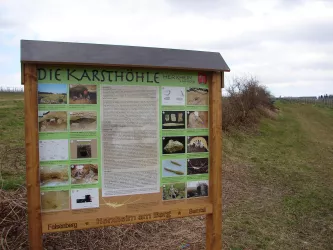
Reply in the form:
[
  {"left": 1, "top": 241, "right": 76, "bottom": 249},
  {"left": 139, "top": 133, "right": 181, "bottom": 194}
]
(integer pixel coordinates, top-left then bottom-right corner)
[{"left": 0, "top": 187, "right": 207, "bottom": 250}]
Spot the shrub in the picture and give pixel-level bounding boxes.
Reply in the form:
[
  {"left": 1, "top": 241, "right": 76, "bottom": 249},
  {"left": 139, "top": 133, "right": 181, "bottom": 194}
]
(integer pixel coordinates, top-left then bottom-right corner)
[{"left": 222, "top": 75, "right": 274, "bottom": 131}]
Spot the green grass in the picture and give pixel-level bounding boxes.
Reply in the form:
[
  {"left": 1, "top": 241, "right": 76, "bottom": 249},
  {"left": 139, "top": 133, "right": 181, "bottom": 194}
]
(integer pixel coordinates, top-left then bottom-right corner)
[
  {"left": 223, "top": 101, "right": 333, "bottom": 249},
  {"left": 0, "top": 92, "right": 25, "bottom": 190}
]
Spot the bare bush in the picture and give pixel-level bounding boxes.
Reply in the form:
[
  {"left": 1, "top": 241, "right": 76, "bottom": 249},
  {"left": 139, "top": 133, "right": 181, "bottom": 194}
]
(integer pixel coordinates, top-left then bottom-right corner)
[{"left": 223, "top": 75, "right": 274, "bottom": 131}]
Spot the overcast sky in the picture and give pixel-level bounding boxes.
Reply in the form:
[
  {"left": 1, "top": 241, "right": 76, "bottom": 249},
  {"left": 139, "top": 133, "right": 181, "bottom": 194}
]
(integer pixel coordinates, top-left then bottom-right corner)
[{"left": 1, "top": 0, "right": 332, "bottom": 97}]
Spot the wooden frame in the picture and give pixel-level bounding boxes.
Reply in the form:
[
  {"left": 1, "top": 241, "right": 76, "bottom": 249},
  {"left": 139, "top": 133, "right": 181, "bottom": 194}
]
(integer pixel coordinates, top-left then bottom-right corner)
[
  {"left": 22, "top": 40, "right": 227, "bottom": 250},
  {"left": 207, "top": 72, "right": 223, "bottom": 250},
  {"left": 24, "top": 64, "right": 43, "bottom": 250}
]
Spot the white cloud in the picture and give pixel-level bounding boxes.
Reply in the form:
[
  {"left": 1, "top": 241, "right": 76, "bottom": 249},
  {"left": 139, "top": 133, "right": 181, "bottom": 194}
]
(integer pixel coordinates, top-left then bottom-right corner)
[
  {"left": 0, "top": 0, "right": 332, "bottom": 96},
  {"left": 0, "top": 72, "right": 21, "bottom": 88}
]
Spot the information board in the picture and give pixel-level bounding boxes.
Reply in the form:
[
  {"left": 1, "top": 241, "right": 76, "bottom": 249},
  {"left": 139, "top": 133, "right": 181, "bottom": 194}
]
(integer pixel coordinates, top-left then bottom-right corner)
[{"left": 36, "top": 67, "right": 212, "bottom": 232}]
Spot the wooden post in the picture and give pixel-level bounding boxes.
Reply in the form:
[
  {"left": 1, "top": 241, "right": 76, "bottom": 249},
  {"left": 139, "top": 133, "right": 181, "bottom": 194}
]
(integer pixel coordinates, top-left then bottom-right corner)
[
  {"left": 206, "top": 71, "right": 223, "bottom": 250},
  {"left": 24, "top": 64, "right": 43, "bottom": 250}
]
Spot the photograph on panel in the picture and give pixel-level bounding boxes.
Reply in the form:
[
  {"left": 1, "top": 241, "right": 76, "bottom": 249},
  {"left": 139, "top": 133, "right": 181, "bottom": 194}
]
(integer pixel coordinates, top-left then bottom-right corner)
[
  {"left": 38, "top": 83, "right": 67, "bottom": 104},
  {"left": 41, "top": 190, "right": 70, "bottom": 212},
  {"left": 70, "top": 111, "right": 97, "bottom": 131},
  {"left": 70, "top": 139, "right": 98, "bottom": 159},
  {"left": 69, "top": 84, "right": 97, "bottom": 104},
  {"left": 70, "top": 164, "right": 98, "bottom": 184},
  {"left": 187, "top": 111, "right": 208, "bottom": 129},
  {"left": 162, "top": 183, "right": 186, "bottom": 200},
  {"left": 162, "top": 136, "right": 186, "bottom": 154},
  {"left": 187, "top": 88, "right": 208, "bottom": 105},
  {"left": 187, "top": 136, "right": 209, "bottom": 153},
  {"left": 162, "top": 159, "right": 186, "bottom": 177},
  {"left": 161, "top": 87, "right": 185, "bottom": 106},
  {"left": 187, "top": 158, "right": 208, "bottom": 175},
  {"left": 187, "top": 180, "right": 209, "bottom": 198},
  {"left": 71, "top": 188, "right": 99, "bottom": 210},
  {"left": 38, "top": 111, "right": 68, "bottom": 132},
  {"left": 162, "top": 111, "right": 185, "bottom": 129},
  {"left": 40, "top": 165, "right": 69, "bottom": 187}
]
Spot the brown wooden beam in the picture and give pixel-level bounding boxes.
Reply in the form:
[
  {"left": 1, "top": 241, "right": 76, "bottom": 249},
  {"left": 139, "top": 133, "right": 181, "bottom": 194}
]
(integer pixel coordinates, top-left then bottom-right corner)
[
  {"left": 24, "top": 64, "right": 43, "bottom": 250},
  {"left": 206, "top": 71, "right": 223, "bottom": 250}
]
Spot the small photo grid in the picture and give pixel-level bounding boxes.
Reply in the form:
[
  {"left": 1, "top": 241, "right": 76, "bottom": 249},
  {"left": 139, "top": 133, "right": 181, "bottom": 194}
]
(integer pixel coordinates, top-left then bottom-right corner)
[
  {"left": 187, "top": 158, "right": 208, "bottom": 175},
  {"left": 162, "top": 159, "right": 186, "bottom": 177},
  {"left": 38, "top": 83, "right": 67, "bottom": 104},
  {"left": 187, "top": 136, "right": 209, "bottom": 153},
  {"left": 70, "top": 164, "right": 98, "bottom": 185},
  {"left": 40, "top": 165, "right": 69, "bottom": 187},
  {"left": 70, "top": 139, "right": 98, "bottom": 159},
  {"left": 162, "top": 136, "right": 186, "bottom": 154},
  {"left": 69, "top": 84, "right": 97, "bottom": 104},
  {"left": 187, "top": 180, "right": 209, "bottom": 199},
  {"left": 38, "top": 111, "right": 68, "bottom": 132},
  {"left": 187, "top": 111, "right": 208, "bottom": 129},
  {"left": 162, "top": 111, "right": 185, "bottom": 129},
  {"left": 187, "top": 88, "right": 208, "bottom": 105},
  {"left": 70, "top": 111, "right": 97, "bottom": 131},
  {"left": 162, "top": 183, "right": 186, "bottom": 200},
  {"left": 162, "top": 87, "right": 185, "bottom": 106},
  {"left": 41, "top": 190, "right": 70, "bottom": 212}
]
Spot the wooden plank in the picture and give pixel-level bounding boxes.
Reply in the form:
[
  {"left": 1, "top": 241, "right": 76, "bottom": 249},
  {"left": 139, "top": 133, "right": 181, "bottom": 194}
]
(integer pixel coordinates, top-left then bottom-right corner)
[
  {"left": 42, "top": 204, "right": 212, "bottom": 233},
  {"left": 24, "top": 64, "right": 43, "bottom": 250},
  {"left": 206, "top": 71, "right": 223, "bottom": 250}
]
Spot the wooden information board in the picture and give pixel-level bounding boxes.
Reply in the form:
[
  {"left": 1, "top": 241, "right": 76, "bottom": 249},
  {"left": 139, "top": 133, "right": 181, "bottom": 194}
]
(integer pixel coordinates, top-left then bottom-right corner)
[{"left": 21, "top": 40, "right": 229, "bottom": 250}]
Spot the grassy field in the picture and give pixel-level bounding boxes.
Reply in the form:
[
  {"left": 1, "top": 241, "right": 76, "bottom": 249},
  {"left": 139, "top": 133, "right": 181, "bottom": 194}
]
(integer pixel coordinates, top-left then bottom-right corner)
[
  {"left": 38, "top": 93, "right": 67, "bottom": 104},
  {"left": 1, "top": 91, "right": 333, "bottom": 249},
  {"left": 0, "top": 92, "right": 25, "bottom": 189},
  {"left": 223, "top": 101, "right": 333, "bottom": 249}
]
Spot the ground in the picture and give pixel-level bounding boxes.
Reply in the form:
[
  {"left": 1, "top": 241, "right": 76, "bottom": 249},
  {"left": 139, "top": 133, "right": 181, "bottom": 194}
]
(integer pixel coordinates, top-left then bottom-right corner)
[
  {"left": 1, "top": 92, "right": 333, "bottom": 249},
  {"left": 223, "top": 101, "right": 333, "bottom": 249}
]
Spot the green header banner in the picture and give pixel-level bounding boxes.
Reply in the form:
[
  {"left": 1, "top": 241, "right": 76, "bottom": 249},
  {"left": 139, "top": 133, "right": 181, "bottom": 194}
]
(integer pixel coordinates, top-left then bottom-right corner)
[{"left": 38, "top": 67, "right": 210, "bottom": 87}]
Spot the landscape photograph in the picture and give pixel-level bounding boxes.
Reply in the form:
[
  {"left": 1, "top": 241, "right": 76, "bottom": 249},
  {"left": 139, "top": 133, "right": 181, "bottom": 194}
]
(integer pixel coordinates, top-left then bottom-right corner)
[
  {"left": 70, "top": 111, "right": 97, "bottom": 131},
  {"left": 162, "top": 183, "right": 186, "bottom": 200},
  {"left": 40, "top": 165, "right": 69, "bottom": 187},
  {"left": 38, "top": 111, "right": 68, "bottom": 132},
  {"left": 38, "top": 83, "right": 67, "bottom": 104}
]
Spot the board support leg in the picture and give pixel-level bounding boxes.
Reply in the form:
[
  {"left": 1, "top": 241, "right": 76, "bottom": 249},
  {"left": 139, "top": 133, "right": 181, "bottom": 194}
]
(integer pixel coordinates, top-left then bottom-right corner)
[
  {"left": 24, "top": 64, "right": 43, "bottom": 250},
  {"left": 206, "top": 71, "right": 223, "bottom": 250}
]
